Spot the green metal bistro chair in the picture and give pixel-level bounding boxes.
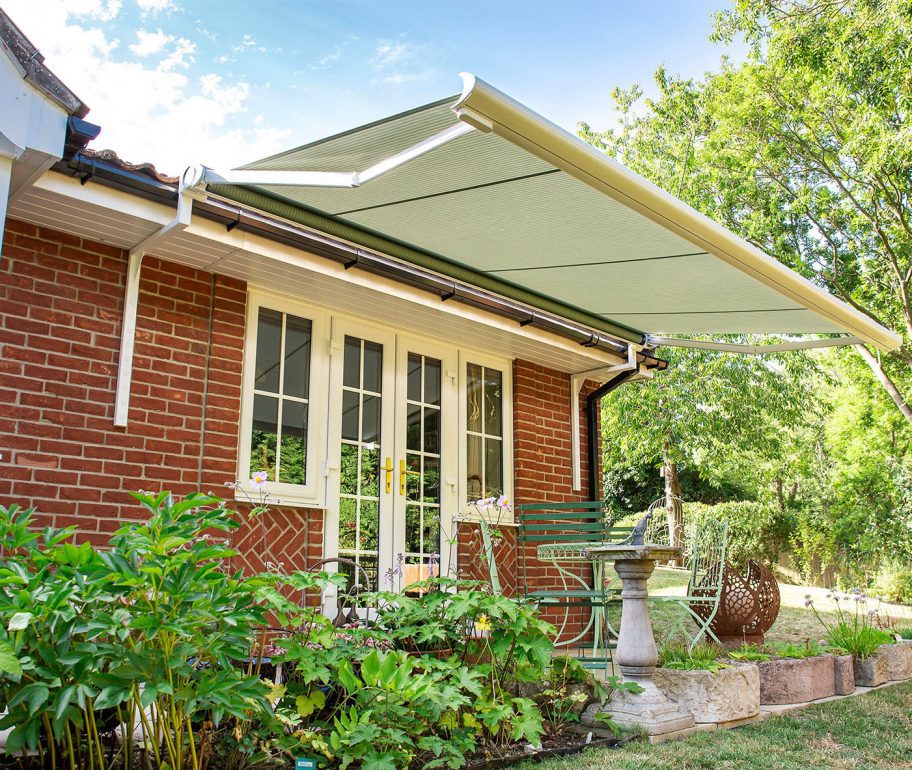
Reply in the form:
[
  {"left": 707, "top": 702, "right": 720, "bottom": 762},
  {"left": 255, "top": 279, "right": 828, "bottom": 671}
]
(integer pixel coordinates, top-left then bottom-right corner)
[
  {"left": 516, "top": 501, "right": 635, "bottom": 671},
  {"left": 646, "top": 511, "right": 729, "bottom": 650}
]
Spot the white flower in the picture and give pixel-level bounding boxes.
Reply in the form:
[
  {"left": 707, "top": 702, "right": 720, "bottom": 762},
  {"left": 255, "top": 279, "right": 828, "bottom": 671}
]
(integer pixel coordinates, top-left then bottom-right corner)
[{"left": 250, "top": 471, "right": 269, "bottom": 489}]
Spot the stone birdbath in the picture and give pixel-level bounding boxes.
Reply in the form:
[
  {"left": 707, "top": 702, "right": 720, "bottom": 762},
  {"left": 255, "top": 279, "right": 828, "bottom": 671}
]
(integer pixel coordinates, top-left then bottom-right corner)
[{"left": 581, "top": 543, "right": 695, "bottom": 738}]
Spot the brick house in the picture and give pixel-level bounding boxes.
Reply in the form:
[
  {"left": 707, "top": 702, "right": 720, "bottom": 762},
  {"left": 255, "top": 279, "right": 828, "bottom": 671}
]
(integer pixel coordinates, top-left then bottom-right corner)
[{"left": 0, "top": 12, "right": 899, "bottom": 635}]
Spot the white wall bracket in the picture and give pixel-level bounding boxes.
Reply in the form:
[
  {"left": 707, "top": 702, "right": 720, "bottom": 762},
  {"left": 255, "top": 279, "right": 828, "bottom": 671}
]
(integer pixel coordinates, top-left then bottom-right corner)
[
  {"left": 569, "top": 345, "right": 641, "bottom": 492},
  {"left": 113, "top": 167, "right": 199, "bottom": 426}
]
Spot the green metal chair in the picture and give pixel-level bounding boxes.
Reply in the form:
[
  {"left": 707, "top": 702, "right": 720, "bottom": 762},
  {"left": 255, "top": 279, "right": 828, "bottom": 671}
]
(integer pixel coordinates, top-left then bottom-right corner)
[
  {"left": 516, "top": 501, "right": 635, "bottom": 671},
  {"left": 646, "top": 510, "right": 729, "bottom": 650}
]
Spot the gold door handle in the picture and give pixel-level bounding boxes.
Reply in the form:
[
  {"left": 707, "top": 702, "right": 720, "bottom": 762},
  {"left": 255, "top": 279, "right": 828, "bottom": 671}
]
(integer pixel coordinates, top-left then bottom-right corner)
[
  {"left": 399, "top": 458, "right": 421, "bottom": 496},
  {"left": 381, "top": 457, "right": 394, "bottom": 494}
]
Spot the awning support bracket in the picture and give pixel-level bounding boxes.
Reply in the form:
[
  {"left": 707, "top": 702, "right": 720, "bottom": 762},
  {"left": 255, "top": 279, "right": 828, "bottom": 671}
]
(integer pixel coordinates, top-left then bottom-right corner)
[{"left": 113, "top": 168, "right": 199, "bottom": 427}]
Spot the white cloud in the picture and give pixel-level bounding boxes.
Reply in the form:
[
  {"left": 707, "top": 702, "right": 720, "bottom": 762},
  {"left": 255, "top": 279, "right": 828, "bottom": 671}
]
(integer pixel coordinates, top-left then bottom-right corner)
[
  {"left": 376, "top": 69, "right": 434, "bottom": 86},
  {"left": 372, "top": 40, "right": 412, "bottom": 68},
  {"left": 129, "top": 28, "right": 171, "bottom": 56},
  {"left": 136, "top": 0, "right": 176, "bottom": 14},
  {"left": 1, "top": 0, "right": 289, "bottom": 174}
]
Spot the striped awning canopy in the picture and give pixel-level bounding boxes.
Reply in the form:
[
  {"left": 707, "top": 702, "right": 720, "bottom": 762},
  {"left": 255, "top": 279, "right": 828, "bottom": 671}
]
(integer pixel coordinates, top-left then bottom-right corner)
[{"left": 202, "top": 74, "right": 899, "bottom": 352}]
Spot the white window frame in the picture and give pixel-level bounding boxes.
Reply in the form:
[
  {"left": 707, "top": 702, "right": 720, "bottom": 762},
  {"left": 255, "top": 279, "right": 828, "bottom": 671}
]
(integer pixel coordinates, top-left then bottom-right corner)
[
  {"left": 458, "top": 349, "right": 514, "bottom": 521},
  {"left": 236, "top": 290, "right": 329, "bottom": 507}
]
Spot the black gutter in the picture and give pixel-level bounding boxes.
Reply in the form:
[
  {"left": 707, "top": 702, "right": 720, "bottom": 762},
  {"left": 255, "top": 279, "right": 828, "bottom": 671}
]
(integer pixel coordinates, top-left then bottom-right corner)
[{"left": 586, "top": 354, "right": 668, "bottom": 501}]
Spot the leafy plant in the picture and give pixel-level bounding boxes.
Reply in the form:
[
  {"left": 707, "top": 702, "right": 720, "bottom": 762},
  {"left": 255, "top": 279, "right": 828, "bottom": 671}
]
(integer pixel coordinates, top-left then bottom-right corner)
[
  {"left": 896, "top": 627, "right": 912, "bottom": 641},
  {"left": 768, "top": 640, "right": 828, "bottom": 660},
  {"left": 658, "top": 641, "right": 725, "bottom": 672},
  {"left": 807, "top": 591, "right": 894, "bottom": 659},
  {"left": 726, "top": 643, "right": 771, "bottom": 662}
]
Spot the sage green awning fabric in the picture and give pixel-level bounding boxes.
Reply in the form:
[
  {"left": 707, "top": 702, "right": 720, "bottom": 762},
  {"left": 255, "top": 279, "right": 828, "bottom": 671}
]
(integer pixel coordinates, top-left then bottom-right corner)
[{"left": 208, "top": 76, "right": 900, "bottom": 352}]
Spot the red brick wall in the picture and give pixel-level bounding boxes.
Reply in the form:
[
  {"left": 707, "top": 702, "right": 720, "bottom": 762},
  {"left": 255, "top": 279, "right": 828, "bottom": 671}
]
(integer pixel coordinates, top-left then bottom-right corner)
[{"left": 0, "top": 217, "right": 321, "bottom": 572}]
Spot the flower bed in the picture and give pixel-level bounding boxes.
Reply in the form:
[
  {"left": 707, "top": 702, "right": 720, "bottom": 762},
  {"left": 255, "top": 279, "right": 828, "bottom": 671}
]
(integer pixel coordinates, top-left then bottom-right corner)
[
  {"left": 757, "top": 654, "right": 839, "bottom": 704},
  {"left": 653, "top": 663, "right": 760, "bottom": 724}
]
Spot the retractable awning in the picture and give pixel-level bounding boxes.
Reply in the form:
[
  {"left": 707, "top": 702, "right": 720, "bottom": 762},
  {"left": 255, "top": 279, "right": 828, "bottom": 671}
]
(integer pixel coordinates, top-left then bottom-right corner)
[{"left": 200, "top": 73, "right": 901, "bottom": 353}]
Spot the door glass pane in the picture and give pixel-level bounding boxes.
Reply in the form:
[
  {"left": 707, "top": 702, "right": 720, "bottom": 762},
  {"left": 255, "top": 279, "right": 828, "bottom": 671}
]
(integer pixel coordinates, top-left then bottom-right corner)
[
  {"left": 363, "top": 341, "right": 383, "bottom": 394},
  {"left": 283, "top": 315, "right": 312, "bottom": 399},
  {"left": 405, "top": 504, "right": 421, "bottom": 554},
  {"left": 424, "top": 358, "right": 441, "bottom": 406},
  {"left": 423, "top": 456, "right": 440, "bottom": 503},
  {"left": 341, "top": 391, "right": 360, "bottom": 441},
  {"left": 254, "top": 309, "right": 282, "bottom": 393},
  {"left": 337, "top": 335, "right": 383, "bottom": 593},
  {"left": 362, "top": 395, "right": 381, "bottom": 444},
  {"left": 250, "top": 394, "right": 278, "bottom": 480},
  {"left": 485, "top": 437, "right": 503, "bottom": 498},
  {"left": 279, "top": 400, "right": 307, "bottom": 485},
  {"left": 406, "top": 403, "right": 421, "bottom": 451},
  {"left": 423, "top": 406, "right": 440, "bottom": 454},
  {"left": 466, "top": 433, "right": 483, "bottom": 501},
  {"left": 407, "top": 353, "right": 421, "bottom": 402},
  {"left": 343, "top": 337, "right": 360, "bottom": 389}
]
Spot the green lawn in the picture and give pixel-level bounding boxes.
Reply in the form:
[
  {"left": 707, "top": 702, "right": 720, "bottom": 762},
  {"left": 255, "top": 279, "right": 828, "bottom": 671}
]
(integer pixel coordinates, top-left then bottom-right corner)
[
  {"left": 605, "top": 568, "right": 912, "bottom": 647},
  {"left": 523, "top": 681, "right": 912, "bottom": 770}
]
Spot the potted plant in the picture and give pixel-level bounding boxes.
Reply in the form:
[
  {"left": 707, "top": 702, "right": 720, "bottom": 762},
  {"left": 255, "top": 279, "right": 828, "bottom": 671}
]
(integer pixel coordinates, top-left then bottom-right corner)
[
  {"left": 652, "top": 641, "right": 760, "bottom": 725},
  {"left": 732, "top": 640, "right": 853, "bottom": 703}
]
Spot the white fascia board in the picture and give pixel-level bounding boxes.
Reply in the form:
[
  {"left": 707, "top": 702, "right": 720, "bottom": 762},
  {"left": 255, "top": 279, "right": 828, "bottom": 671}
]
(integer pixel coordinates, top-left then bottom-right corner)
[
  {"left": 454, "top": 73, "right": 902, "bottom": 353},
  {"left": 0, "top": 50, "right": 67, "bottom": 158},
  {"left": 0, "top": 155, "right": 12, "bottom": 250}
]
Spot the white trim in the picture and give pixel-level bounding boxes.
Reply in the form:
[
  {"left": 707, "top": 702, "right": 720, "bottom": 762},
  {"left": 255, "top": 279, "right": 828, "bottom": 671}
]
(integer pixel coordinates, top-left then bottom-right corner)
[
  {"left": 454, "top": 73, "right": 902, "bottom": 353},
  {"left": 236, "top": 290, "right": 329, "bottom": 506}
]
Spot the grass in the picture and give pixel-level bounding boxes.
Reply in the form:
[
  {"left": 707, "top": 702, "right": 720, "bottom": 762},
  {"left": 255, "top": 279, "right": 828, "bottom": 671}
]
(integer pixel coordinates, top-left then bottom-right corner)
[
  {"left": 523, "top": 681, "right": 912, "bottom": 770},
  {"left": 602, "top": 568, "right": 912, "bottom": 647}
]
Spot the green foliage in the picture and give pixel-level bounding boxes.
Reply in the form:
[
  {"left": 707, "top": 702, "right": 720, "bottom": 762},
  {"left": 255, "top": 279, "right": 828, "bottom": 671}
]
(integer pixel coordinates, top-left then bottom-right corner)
[
  {"left": 895, "top": 627, "right": 912, "bottom": 640},
  {"left": 687, "top": 500, "right": 794, "bottom": 569},
  {"left": 726, "top": 643, "right": 771, "bottom": 662},
  {"left": 871, "top": 562, "right": 912, "bottom": 605},
  {"left": 807, "top": 591, "right": 894, "bottom": 658},
  {"left": 658, "top": 641, "right": 725, "bottom": 672}
]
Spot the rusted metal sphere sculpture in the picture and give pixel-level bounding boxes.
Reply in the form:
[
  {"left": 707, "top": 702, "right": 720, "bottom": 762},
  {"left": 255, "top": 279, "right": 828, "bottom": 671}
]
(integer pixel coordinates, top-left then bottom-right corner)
[{"left": 692, "top": 560, "right": 780, "bottom": 645}]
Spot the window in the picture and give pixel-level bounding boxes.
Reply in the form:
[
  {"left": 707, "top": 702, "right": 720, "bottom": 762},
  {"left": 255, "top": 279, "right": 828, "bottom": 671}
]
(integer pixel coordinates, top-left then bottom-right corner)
[
  {"left": 461, "top": 353, "right": 513, "bottom": 511},
  {"left": 238, "top": 294, "right": 327, "bottom": 505}
]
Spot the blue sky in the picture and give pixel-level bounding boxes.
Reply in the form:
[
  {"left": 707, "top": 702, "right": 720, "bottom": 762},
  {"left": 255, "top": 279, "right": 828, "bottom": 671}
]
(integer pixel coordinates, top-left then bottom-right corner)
[{"left": 4, "top": 0, "right": 744, "bottom": 175}]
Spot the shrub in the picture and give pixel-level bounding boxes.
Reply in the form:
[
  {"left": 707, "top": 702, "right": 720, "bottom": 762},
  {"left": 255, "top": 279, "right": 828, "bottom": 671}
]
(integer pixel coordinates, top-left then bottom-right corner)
[{"left": 687, "top": 500, "right": 794, "bottom": 569}]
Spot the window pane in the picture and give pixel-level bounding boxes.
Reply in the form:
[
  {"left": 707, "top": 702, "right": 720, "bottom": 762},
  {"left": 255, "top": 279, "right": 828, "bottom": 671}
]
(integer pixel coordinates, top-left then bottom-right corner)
[
  {"left": 360, "top": 500, "right": 379, "bottom": 552},
  {"left": 343, "top": 337, "right": 360, "bottom": 389},
  {"left": 405, "top": 504, "right": 421, "bottom": 555},
  {"left": 363, "top": 341, "right": 383, "bottom": 394},
  {"left": 485, "top": 437, "right": 503, "bottom": 498},
  {"left": 340, "top": 444, "right": 359, "bottom": 495},
  {"left": 423, "top": 456, "right": 440, "bottom": 503},
  {"left": 423, "top": 514, "right": 440, "bottom": 558},
  {"left": 406, "top": 403, "right": 421, "bottom": 451},
  {"left": 279, "top": 400, "right": 308, "bottom": 484},
  {"left": 484, "top": 368, "right": 503, "bottom": 437},
  {"left": 339, "top": 497, "right": 357, "bottom": 550},
  {"left": 360, "top": 447, "right": 380, "bottom": 497},
  {"left": 407, "top": 353, "right": 421, "bottom": 402},
  {"left": 283, "top": 314, "right": 312, "bottom": 399},
  {"left": 254, "top": 309, "right": 282, "bottom": 392},
  {"left": 424, "top": 407, "right": 440, "bottom": 454},
  {"left": 362, "top": 395, "right": 381, "bottom": 444},
  {"left": 406, "top": 453, "right": 421, "bottom": 501},
  {"left": 466, "top": 434, "right": 483, "bottom": 502},
  {"left": 250, "top": 395, "right": 278, "bottom": 481},
  {"left": 466, "top": 363, "right": 483, "bottom": 433},
  {"left": 341, "top": 391, "right": 360, "bottom": 441},
  {"left": 424, "top": 358, "right": 441, "bottom": 406}
]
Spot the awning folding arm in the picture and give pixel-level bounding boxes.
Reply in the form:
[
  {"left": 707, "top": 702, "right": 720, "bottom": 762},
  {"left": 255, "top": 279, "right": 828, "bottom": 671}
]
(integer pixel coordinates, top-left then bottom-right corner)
[
  {"left": 199, "top": 122, "right": 475, "bottom": 189},
  {"left": 113, "top": 167, "right": 199, "bottom": 426},
  {"left": 646, "top": 335, "right": 866, "bottom": 355}
]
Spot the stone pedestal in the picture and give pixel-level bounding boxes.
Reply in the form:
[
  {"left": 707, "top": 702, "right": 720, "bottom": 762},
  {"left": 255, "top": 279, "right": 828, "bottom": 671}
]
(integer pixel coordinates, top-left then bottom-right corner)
[{"left": 580, "top": 550, "right": 695, "bottom": 737}]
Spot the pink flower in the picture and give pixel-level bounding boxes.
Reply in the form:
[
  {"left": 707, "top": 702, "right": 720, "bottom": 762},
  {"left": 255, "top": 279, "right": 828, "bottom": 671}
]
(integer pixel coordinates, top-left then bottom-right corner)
[{"left": 250, "top": 471, "right": 269, "bottom": 490}]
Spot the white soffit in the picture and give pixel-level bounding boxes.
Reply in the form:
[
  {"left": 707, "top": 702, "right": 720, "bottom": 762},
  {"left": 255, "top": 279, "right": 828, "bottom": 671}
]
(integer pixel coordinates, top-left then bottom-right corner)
[{"left": 226, "top": 75, "right": 900, "bottom": 352}]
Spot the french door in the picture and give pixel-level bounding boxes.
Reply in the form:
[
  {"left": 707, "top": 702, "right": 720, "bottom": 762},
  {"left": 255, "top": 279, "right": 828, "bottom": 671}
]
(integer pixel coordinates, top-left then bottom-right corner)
[{"left": 324, "top": 318, "right": 457, "bottom": 597}]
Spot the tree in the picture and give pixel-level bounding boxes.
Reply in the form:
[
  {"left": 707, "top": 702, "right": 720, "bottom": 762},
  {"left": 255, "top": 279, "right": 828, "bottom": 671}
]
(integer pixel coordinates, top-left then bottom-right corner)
[
  {"left": 600, "top": 343, "right": 818, "bottom": 551},
  {"left": 579, "top": 0, "right": 912, "bottom": 423}
]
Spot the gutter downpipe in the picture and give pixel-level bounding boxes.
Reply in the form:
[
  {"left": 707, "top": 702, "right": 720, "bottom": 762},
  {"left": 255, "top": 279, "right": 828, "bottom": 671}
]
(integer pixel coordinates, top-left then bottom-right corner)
[
  {"left": 585, "top": 368, "right": 640, "bottom": 502},
  {"left": 113, "top": 166, "right": 200, "bottom": 426},
  {"left": 570, "top": 345, "right": 639, "bottom": 493}
]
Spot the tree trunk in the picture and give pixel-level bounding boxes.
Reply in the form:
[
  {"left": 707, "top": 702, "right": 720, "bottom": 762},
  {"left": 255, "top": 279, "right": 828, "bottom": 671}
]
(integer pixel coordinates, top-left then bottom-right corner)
[
  {"left": 663, "top": 458, "right": 684, "bottom": 566},
  {"left": 856, "top": 344, "right": 912, "bottom": 425}
]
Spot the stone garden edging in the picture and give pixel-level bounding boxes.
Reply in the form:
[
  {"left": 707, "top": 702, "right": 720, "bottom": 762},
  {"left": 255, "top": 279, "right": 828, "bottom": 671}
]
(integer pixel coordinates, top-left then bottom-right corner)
[
  {"left": 757, "top": 653, "right": 852, "bottom": 705},
  {"left": 652, "top": 662, "right": 760, "bottom": 725}
]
